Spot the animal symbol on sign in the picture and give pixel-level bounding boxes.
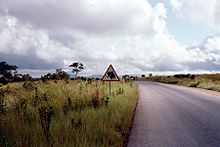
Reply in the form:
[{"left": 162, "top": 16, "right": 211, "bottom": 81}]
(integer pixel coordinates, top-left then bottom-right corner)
[
  {"left": 101, "top": 64, "right": 120, "bottom": 81},
  {"left": 107, "top": 71, "right": 116, "bottom": 79}
]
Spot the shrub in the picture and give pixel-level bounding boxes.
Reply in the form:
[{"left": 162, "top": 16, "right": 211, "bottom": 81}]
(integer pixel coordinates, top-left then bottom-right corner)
[
  {"left": 174, "top": 74, "right": 191, "bottom": 79},
  {"left": 102, "top": 96, "right": 110, "bottom": 106},
  {"left": 189, "top": 81, "right": 200, "bottom": 87},
  {"left": 32, "top": 87, "right": 39, "bottom": 107},
  {"left": 190, "top": 74, "right": 196, "bottom": 80},
  {"left": 23, "top": 81, "right": 36, "bottom": 91},
  {"left": 167, "top": 80, "right": 178, "bottom": 84},
  {"left": 71, "top": 118, "right": 82, "bottom": 129},
  {"left": 0, "top": 90, "right": 6, "bottom": 115},
  {"left": 3, "top": 86, "right": 21, "bottom": 95},
  {"left": 91, "top": 89, "right": 101, "bottom": 108},
  {"left": 63, "top": 97, "right": 73, "bottom": 115},
  {"left": 15, "top": 98, "right": 27, "bottom": 113},
  {"left": 119, "top": 88, "right": 124, "bottom": 94},
  {"left": 38, "top": 105, "right": 54, "bottom": 141}
]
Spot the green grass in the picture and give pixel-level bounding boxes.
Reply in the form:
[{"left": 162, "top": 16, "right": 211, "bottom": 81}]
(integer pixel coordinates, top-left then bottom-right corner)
[
  {"left": 141, "top": 74, "right": 220, "bottom": 92},
  {"left": 0, "top": 80, "right": 138, "bottom": 147}
]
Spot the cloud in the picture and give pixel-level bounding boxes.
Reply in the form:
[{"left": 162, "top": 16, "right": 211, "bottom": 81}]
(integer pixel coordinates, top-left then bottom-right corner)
[
  {"left": 0, "top": 0, "right": 219, "bottom": 77},
  {"left": 0, "top": 0, "right": 155, "bottom": 35},
  {"left": 185, "top": 34, "right": 220, "bottom": 70},
  {"left": 0, "top": 12, "right": 78, "bottom": 67},
  {"left": 169, "top": 0, "right": 220, "bottom": 31}
]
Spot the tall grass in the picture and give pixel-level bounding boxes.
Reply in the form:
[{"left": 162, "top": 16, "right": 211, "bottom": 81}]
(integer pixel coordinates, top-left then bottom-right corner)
[{"left": 0, "top": 80, "right": 138, "bottom": 146}]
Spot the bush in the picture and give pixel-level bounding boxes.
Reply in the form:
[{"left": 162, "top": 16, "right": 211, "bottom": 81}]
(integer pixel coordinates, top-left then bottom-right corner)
[
  {"left": 91, "top": 89, "right": 101, "bottom": 108},
  {"left": 23, "top": 81, "right": 37, "bottom": 91},
  {"left": 189, "top": 81, "right": 200, "bottom": 87},
  {"left": 32, "top": 87, "right": 39, "bottom": 107},
  {"left": 167, "top": 80, "right": 178, "bottom": 84},
  {"left": 63, "top": 97, "right": 73, "bottom": 115},
  {"left": 102, "top": 96, "right": 110, "bottom": 106},
  {"left": 116, "top": 88, "right": 124, "bottom": 95},
  {"left": 0, "top": 90, "right": 6, "bottom": 115},
  {"left": 14, "top": 98, "right": 28, "bottom": 113},
  {"left": 190, "top": 74, "right": 196, "bottom": 80},
  {"left": 0, "top": 77, "right": 11, "bottom": 85},
  {"left": 38, "top": 105, "right": 54, "bottom": 141},
  {"left": 71, "top": 118, "right": 82, "bottom": 129},
  {"left": 174, "top": 74, "right": 191, "bottom": 79}
]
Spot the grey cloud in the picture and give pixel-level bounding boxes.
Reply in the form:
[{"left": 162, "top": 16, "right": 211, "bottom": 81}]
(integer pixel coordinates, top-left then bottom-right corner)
[
  {"left": 0, "top": 0, "right": 154, "bottom": 35},
  {"left": 1, "top": 0, "right": 220, "bottom": 77},
  {"left": 0, "top": 52, "right": 58, "bottom": 70},
  {"left": 184, "top": 61, "right": 220, "bottom": 71},
  {"left": 185, "top": 34, "right": 220, "bottom": 71},
  {"left": 214, "top": 1, "right": 220, "bottom": 26}
]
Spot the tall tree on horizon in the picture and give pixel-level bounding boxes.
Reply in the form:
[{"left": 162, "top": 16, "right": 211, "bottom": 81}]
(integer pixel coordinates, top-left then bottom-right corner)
[
  {"left": 0, "top": 61, "right": 18, "bottom": 84},
  {"left": 69, "top": 62, "right": 85, "bottom": 78}
]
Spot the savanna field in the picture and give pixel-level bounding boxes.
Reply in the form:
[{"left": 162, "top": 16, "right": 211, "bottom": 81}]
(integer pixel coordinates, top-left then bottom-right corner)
[
  {"left": 0, "top": 80, "right": 138, "bottom": 147},
  {"left": 142, "top": 73, "right": 220, "bottom": 92}
]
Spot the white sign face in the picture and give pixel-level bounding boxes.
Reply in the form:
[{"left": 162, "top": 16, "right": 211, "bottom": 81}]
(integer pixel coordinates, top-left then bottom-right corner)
[{"left": 101, "top": 64, "right": 120, "bottom": 81}]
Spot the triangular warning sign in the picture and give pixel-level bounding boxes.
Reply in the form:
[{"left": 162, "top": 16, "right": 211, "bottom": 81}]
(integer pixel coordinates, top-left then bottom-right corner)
[{"left": 101, "top": 64, "right": 120, "bottom": 81}]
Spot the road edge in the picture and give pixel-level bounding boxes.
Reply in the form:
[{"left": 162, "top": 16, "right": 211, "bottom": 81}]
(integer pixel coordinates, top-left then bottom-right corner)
[
  {"left": 124, "top": 82, "right": 140, "bottom": 147},
  {"left": 150, "top": 81, "right": 220, "bottom": 97}
]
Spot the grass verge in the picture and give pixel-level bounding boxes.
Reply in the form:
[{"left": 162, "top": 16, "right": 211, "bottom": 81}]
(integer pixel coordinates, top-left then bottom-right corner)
[
  {"left": 141, "top": 74, "right": 220, "bottom": 92},
  {"left": 0, "top": 80, "right": 138, "bottom": 147}
]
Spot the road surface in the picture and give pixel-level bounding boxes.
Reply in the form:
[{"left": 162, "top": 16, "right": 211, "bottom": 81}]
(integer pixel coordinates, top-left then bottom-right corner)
[{"left": 128, "top": 82, "right": 220, "bottom": 147}]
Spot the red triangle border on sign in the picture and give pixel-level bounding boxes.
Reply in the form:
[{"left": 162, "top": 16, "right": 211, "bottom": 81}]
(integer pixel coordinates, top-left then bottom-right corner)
[{"left": 101, "top": 64, "right": 120, "bottom": 82}]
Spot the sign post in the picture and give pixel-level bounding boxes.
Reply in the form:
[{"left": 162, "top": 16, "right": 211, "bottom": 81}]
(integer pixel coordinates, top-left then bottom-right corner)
[
  {"left": 109, "top": 82, "right": 111, "bottom": 95},
  {"left": 101, "top": 64, "right": 120, "bottom": 95}
]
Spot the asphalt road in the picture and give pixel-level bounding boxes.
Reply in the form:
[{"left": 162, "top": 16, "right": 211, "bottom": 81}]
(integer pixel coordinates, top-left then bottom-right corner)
[{"left": 128, "top": 82, "right": 220, "bottom": 147}]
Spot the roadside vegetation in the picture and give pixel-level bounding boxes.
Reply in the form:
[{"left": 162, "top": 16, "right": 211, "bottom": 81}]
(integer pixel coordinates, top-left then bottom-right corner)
[
  {"left": 0, "top": 61, "right": 138, "bottom": 146},
  {"left": 0, "top": 80, "right": 137, "bottom": 146},
  {"left": 141, "top": 73, "right": 220, "bottom": 92}
]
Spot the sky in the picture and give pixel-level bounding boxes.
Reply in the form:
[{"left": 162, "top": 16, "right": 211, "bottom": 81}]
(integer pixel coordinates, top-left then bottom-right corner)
[{"left": 0, "top": 0, "right": 220, "bottom": 77}]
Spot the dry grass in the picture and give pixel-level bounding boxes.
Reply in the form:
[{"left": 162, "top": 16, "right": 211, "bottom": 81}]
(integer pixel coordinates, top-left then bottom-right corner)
[
  {"left": 0, "top": 80, "right": 138, "bottom": 147},
  {"left": 142, "top": 74, "right": 220, "bottom": 92}
]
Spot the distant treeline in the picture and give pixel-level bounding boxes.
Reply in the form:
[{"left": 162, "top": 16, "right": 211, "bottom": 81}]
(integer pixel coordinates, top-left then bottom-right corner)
[
  {"left": 173, "top": 74, "right": 196, "bottom": 79},
  {"left": 0, "top": 61, "right": 87, "bottom": 85},
  {"left": 0, "top": 61, "right": 138, "bottom": 85}
]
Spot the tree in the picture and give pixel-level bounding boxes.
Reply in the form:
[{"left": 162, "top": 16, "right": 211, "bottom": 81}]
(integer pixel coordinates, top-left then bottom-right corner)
[
  {"left": 22, "top": 74, "right": 32, "bottom": 81},
  {"left": 41, "top": 69, "right": 70, "bottom": 82},
  {"left": 13, "top": 71, "right": 23, "bottom": 82},
  {"left": 122, "top": 74, "right": 130, "bottom": 82},
  {"left": 69, "top": 62, "right": 85, "bottom": 78},
  {"left": 53, "top": 68, "right": 69, "bottom": 80},
  {"left": 0, "top": 61, "right": 18, "bottom": 84},
  {"left": 0, "top": 61, "right": 17, "bottom": 77}
]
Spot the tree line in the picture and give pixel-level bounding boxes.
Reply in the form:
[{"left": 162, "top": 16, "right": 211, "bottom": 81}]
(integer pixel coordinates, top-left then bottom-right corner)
[
  {"left": 0, "top": 61, "right": 139, "bottom": 85},
  {"left": 0, "top": 61, "right": 85, "bottom": 85}
]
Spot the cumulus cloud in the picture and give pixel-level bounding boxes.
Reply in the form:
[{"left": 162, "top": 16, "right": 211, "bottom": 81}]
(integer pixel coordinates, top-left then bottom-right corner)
[
  {"left": 0, "top": 0, "right": 220, "bottom": 77},
  {"left": 169, "top": 0, "right": 220, "bottom": 31},
  {"left": 0, "top": 12, "right": 77, "bottom": 67},
  {"left": 0, "top": 0, "right": 156, "bottom": 35},
  {"left": 185, "top": 34, "right": 220, "bottom": 71}
]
